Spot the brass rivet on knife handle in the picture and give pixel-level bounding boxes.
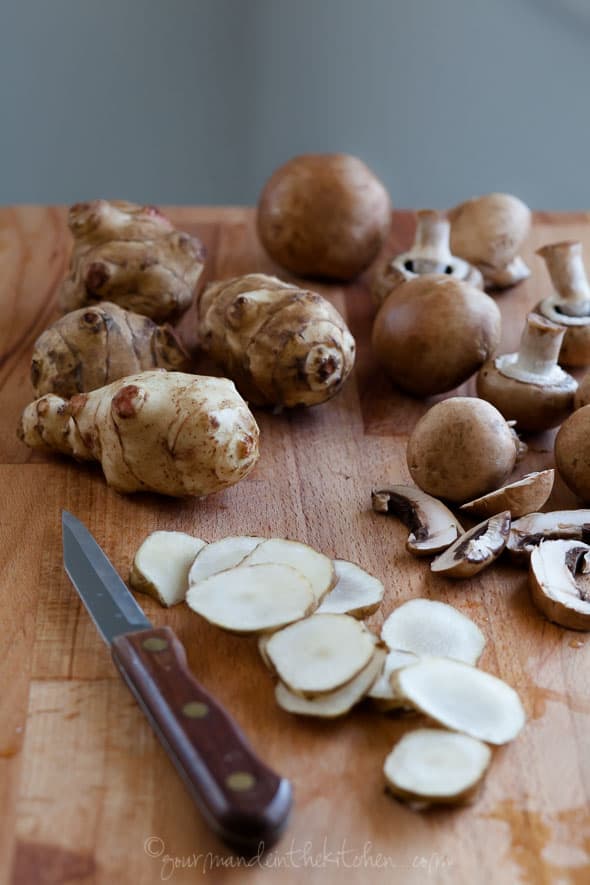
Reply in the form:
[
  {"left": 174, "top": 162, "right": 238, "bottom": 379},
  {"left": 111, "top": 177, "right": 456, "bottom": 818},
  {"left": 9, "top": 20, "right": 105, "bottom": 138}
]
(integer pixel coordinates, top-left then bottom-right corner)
[
  {"left": 182, "top": 701, "right": 209, "bottom": 719},
  {"left": 142, "top": 637, "right": 169, "bottom": 652},
  {"left": 226, "top": 771, "right": 256, "bottom": 792}
]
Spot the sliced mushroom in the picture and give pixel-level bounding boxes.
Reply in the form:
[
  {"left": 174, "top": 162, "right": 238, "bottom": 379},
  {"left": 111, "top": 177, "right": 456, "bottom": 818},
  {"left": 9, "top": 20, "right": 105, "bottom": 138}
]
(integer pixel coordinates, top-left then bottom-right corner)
[
  {"left": 371, "top": 210, "right": 482, "bottom": 305},
  {"left": 507, "top": 510, "right": 590, "bottom": 562},
  {"left": 461, "top": 470, "right": 555, "bottom": 520},
  {"left": 529, "top": 539, "right": 590, "bottom": 630},
  {"left": 381, "top": 599, "right": 486, "bottom": 663},
  {"left": 431, "top": 512, "right": 511, "bottom": 578},
  {"left": 372, "top": 485, "right": 462, "bottom": 556},
  {"left": 315, "top": 559, "right": 384, "bottom": 618},
  {"left": 536, "top": 241, "right": 590, "bottom": 367}
]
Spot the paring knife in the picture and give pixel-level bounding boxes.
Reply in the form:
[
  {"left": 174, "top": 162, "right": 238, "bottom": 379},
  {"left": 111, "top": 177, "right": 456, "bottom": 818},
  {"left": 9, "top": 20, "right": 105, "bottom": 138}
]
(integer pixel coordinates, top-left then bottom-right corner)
[{"left": 62, "top": 511, "right": 292, "bottom": 851}]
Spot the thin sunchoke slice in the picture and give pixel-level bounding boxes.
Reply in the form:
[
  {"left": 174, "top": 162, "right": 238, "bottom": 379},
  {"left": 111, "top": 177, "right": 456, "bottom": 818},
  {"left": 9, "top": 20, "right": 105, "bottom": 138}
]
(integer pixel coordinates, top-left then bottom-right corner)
[
  {"left": 367, "top": 649, "right": 418, "bottom": 711},
  {"left": 381, "top": 599, "right": 485, "bottom": 664},
  {"left": 275, "top": 647, "right": 385, "bottom": 718},
  {"left": 243, "top": 538, "right": 336, "bottom": 605},
  {"left": 185, "top": 563, "right": 315, "bottom": 633},
  {"left": 430, "top": 511, "right": 511, "bottom": 578},
  {"left": 460, "top": 470, "right": 555, "bottom": 520},
  {"left": 507, "top": 510, "right": 590, "bottom": 562},
  {"left": 188, "top": 535, "right": 264, "bottom": 586},
  {"left": 384, "top": 728, "right": 492, "bottom": 806},
  {"left": 266, "top": 614, "right": 377, "bottom": 696},
  {"left": 372, "top": 485, "right": 462, "bottom": 556},
  {"left": 130, "top": 531, "right": 206, "bottom": 607},
  {"left": 529, "top": 539, "right": 590, "bottom": 630},
  {"left": 316, "top": 559, "right": 384, "bottom": 618},
  {"left": 393, "top": 657, "right": 526, "bottom": 745}
]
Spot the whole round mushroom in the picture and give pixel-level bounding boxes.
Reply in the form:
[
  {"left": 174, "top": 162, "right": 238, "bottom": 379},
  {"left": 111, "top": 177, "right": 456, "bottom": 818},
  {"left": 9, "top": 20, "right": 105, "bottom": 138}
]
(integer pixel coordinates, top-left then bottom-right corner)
[
  {"left": 256, "top": 153, "right": 391, "bottom": 281},
  {"left": 372, "top": 275, "right": 501, "bottom": 397},
  {"left": 536, "top": 241, "right": 590, "bottom": 367},
  {"left": 555, "top": 405, "right": 590, "bottom": 502},
  {"left": 407, "top": 397, "right": 523, "bottom": 503}
]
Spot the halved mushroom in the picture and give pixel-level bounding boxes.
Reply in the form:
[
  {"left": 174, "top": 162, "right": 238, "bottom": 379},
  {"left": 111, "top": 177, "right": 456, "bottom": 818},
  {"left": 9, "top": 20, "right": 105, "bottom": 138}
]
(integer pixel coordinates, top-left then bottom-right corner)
[
  {"left": 381, "top": 599, "right": 486, "bottom": 663},
  {"left": 367, "top": 648, "right": 419, "bottom": 712},
  {"left": 371, "top": 210, "right": 483, "bottom": 305},
  {"left": 242, "top": 538, "right": 336, "bottom": 605},
  {"left": 130, "top": 531, "right": 207, "bottom": 606},
  {"left": 461, "top": 470, "right": 555, "bottom": 520},
  {"left": 431, "top": 512, "right": 511, "bottom": 578},
  {"left": 316, "top": 560, "right": 384, "bottom": 618},
  {"left": 529, "top": 539, "right": 590, "bottom": 630},
  {"left": 393, "top": 657, "right": 526, "bottom": 745},
  {"left": 383, "top": 728, "right": 492, "bottom": 806},
  {"left": 372, "top": 485, "right": 462, "bottom": 556},
  {"left": 536, "top": 241, "right": 590, "bottom": 367},
  {"left": 275, "top": 647, "right": 385, "bottom": 718},
  {"left": 507, "top": 510, "right": 590, "bottom": 562},
  {"left": 188, "top": 535, "right": 264, "bottom": 586}
]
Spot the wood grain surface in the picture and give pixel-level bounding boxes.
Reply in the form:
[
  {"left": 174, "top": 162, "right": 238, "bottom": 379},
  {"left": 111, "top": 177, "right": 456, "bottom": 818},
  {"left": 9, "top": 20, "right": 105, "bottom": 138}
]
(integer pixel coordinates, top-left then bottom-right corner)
[{"left": 1, "top": 206, "right": 589, "bottom": 885}]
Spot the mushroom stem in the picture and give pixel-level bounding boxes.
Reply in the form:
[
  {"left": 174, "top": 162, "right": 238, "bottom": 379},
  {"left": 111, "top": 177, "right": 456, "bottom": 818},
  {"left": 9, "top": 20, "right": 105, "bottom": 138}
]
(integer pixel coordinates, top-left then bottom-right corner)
[
  {"left": 413, "top": 210, "right": 453, "bottom": 263},
  {"left": 537, "top": 241, "right": 590, "bottom": 316},
  {"left": 513, "top": 314, "right": 565, "bottom": 376}
]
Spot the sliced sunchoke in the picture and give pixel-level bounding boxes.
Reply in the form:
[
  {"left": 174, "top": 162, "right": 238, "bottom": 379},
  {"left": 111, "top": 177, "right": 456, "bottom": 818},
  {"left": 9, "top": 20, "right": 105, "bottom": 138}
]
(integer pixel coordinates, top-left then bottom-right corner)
[
  {"left": 31, "top": 302, "right": 188, "bottom": 398},
  {"left": 316, "top": 560, "right": 384, "bottom": 618},
  {"left": 18, "top": 370, "right": 259, "bottom": 497},
  {"left": 367, "top": 649, "right": 418, "bottom": 711},
  {"left": 265, "top": 614, "right": 377, "bottom": 696},
  {"left": 196, "top": 273, "right": 355, "bottom": 408},
  {"left": 383, "top": 728, "right": 492, "bottom": 806},
  {"left": 275, "top": 648, "right": 385, "bottom": 718},
  {"left": 393, "top": 658, "right": 526, "bottom": 745},
  {"left": 130, "top": 531, "right": 206, "bottom": 607},
  {"left": 460, "top": 470, "right": 555, "bottom": 519},
  {"left": 381, "top": 599, "right": 485, "bottom": 664},
  {"left": 430, "top": 512, "right": 511, "bottom": 578},
  {"left": 243, "top": 538, "right": 335, "bottom": 605},
  {"left": 507, "top": 510, "right": 590, "bottom": 561},
  {"left": 529, "top": 539, "right": 590, "bottom": 630},
  {"left": 59, "top": 201, "right": 205, "bottom": 323},
  {"left": 372, "top": 485, "right": 462, "bottom": 556},
  {"left": 188, "top": 536, "right": 264, "bottom": 586},
  {"left": 185, "top": 563, "right": 315, "bottom": 633}
]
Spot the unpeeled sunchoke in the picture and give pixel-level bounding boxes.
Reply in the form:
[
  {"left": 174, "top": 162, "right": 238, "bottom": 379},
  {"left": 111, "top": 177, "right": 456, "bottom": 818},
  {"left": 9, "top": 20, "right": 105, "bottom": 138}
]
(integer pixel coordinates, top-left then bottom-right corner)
[
  {"left": 31, "top": 301, "right": 188, "bottom": 398},
  {"left": 197, "top": 273, "right": 355, "bottom": 407},
  {"left": 59, "top": 201, "right": 205, "bottom": 322},
  {"left": 18, "top": 370, "right": 259, "bottom": 497}
]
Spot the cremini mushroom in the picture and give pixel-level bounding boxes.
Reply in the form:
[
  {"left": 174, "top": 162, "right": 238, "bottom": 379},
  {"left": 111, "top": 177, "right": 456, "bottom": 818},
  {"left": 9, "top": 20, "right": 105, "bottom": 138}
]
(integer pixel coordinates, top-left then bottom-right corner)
[
  {"left": 529, "top": 539, "right": 590, "bottom": 630},
  {"left": 430, "top": 512, "right": 511, "bottom": 578},
  {"left": 476, "top": 313, "right": 577, "bottom": 431},
  {"left": 407, "top": 397, "right": 523, "bottom": 503},
  {"left": 372, "top": 276, "right": 501, "bottom": 397},
  {"left": 574, "top": 371, "right": 590, "bottom": 409},
  {"left": 555, "top": 405, "right": 590, "bottom": 501},
  {"left": 448, "top": 193, "right": 531, "bottom": 289},
  {"left": 536, "top": 241, "right": 590, "bottom": 367},
  {"left": 461, "top": 470, "right": 555, "bottom": 519},
  {"left": 371, "top": 485, "right": 462, "bottom": 556},
  {"left": 371, "top": 210, "right": 483, "bottom": 305},
  {"left": 507, "top": 509, "right": 590, "bottom": 562}
]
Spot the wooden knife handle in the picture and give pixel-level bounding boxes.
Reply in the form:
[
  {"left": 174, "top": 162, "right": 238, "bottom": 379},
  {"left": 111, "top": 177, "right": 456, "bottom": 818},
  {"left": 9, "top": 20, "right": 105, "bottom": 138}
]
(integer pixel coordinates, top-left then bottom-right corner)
[{"left": 111, "top": 626, "right": 292, "bottom": 852}]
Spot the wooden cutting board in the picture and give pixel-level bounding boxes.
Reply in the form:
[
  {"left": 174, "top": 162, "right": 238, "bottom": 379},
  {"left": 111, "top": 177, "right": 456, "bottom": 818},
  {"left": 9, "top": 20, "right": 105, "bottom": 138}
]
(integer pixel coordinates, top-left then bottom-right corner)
[{"left": 1, "top": 206, "right": 589, "bottom": 885}]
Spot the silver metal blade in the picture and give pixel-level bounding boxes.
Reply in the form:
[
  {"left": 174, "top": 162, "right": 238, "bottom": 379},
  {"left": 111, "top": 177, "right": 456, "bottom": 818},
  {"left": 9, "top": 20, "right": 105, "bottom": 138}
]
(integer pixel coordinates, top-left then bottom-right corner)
[{"left": 62, "top": 511, "right": 151, "bottom": 645}]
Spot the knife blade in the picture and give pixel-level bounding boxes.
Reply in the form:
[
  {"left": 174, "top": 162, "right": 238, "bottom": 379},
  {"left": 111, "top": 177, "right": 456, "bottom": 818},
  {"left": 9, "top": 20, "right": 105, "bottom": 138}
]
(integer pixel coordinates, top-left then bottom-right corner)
[{"left": 62, "top": 511, "right": 292, "bottom": 852}]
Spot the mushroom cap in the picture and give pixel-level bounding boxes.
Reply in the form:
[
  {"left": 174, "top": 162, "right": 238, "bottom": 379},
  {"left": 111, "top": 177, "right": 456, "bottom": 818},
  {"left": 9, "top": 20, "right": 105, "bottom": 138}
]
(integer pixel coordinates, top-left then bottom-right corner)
[
  {"left": 555, "top": 405, "right": 590, "bottom": 502},
  {"left": 430, "top": 511, "right": 511, "bottom": 578},
  {"left": 407, "top": 397, "right": 519, "bottom": 503},
  {"left": 575, "top": 371, "right": 590, "bottom": 409},
  {"left": 529, "top": 539, "right": 590, "bottom": 630},
  {"left": 476, "top": 359, "right": 576, "bottom": 432},
  {"left": 256, "top": 153, "right": 391, "bottom": 281},
  {"left": 449, "top": 193, "right": 531, "bottom": 269},
  {"left": 372, "top": 276, "right": 501, "bottom": 397},
  {"left": 461, "top": 470, "right": 555, "bottom": 519}
]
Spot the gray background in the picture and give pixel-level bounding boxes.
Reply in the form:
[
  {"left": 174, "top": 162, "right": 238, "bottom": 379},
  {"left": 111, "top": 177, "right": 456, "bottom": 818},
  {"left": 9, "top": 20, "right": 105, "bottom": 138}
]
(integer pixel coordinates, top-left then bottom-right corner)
[{"left": 1, "top": 0, "right": 589, "bottom": 208}]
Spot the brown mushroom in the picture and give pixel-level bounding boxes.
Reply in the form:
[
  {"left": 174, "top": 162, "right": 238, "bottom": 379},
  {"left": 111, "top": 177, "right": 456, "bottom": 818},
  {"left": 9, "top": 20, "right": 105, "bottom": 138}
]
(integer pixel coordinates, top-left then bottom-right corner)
[
  {"left": 371, "top": 210, "right": 483, "bottom": 305},
  {"left": 507, "top": 510, "right": 590, "bottom": 562},
  {"left": 431, "top": 511, "right": 511, "bottom": 578},
  {"left": 476, "top": 313, "right": 577, "bottom": 432},
  {"left": 555, "top": 405, "right": 590, "bottom": 501},
  {"left": 536, "top": 241, "right": 590, "bottom": 367},
  {"left": 460, "top": 470, "right": 555, "bottom": 519},
  {"left": 256, "top": 153, "right": 391, "bottom": 281},
  {"left": 371, "top": 485, "right": 463, "bottom": 556},
  {"left": 372, "top": 276, "right": 501, "bottom": 397},
  {"left": 529, "top": 539, "right": 590, "bottom": 630}
]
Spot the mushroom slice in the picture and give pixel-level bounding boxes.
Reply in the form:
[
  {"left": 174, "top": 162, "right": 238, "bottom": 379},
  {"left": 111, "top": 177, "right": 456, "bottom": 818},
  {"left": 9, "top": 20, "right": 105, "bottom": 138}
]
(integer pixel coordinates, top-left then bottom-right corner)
[
  {"left": 242, "top": 538, "right": 336, "bottom": 605},
  {"left": 383, "top": 728, "right": 492, "bottom": 806},
  {"left": 315, "top": 560, "right": 384, "bottom": 618},
  {"left": 275, "top": 647, "right": 385, "bottom": 718},
  {"left": 265, "top": 614, "right": 377, "bottom": 696},
  {"left": 461, "top": 470, "right": 555, "bottom": 520},
  {"left": 185, "top": 563, "right": 315, "bottom": 633},
  {"left": 130, "top": 531, "right": 207, "bottom": 607},
  {"left": 367, "top": 648, "right": 418, "bottom": 711},
  {"left": 431, "top": 512, "right": 511, "bottom": 578},
  {"left": 381, "top": 599, "right": 485, "bottom": 663},
  {"left": 372, "top": 485, "right": 462, "bottom": 556},
  {"left": 507, "top": 510, "right": 590, "bottom": 562},
  {"left": 529, "top": 539, "right": 590, "bottom": 630},
  {"left": 188, "top": 535, "right": 264, "bottom": 586},
  {"left": 393, "top": 657, "right": 526, "bottom": 745}
]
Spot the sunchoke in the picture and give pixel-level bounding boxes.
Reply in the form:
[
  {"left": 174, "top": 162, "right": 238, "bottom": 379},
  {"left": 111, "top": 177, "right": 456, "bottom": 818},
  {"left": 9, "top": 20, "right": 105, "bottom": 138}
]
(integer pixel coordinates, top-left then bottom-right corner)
[
  {"left": 59, "top": 201, "right": 205, "bottom": 322},
  {"left": 18, "top": 370, "right": 259, "bottom": 497}
]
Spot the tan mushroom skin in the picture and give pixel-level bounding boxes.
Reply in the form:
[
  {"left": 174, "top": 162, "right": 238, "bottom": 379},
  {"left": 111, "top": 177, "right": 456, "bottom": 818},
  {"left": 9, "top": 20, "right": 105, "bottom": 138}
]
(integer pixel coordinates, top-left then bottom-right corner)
[
  {"left": 461, "top": 470, "right": 555, "bottom": 519},
  {"left": 536, "top": 241, "right": 590, "bottom": 367},
  {"left": 555, "top": 405, "right": 590, "bottom": 502},
  {"left": 431, "top": 511, "right": 511, "bottom": 578}
]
